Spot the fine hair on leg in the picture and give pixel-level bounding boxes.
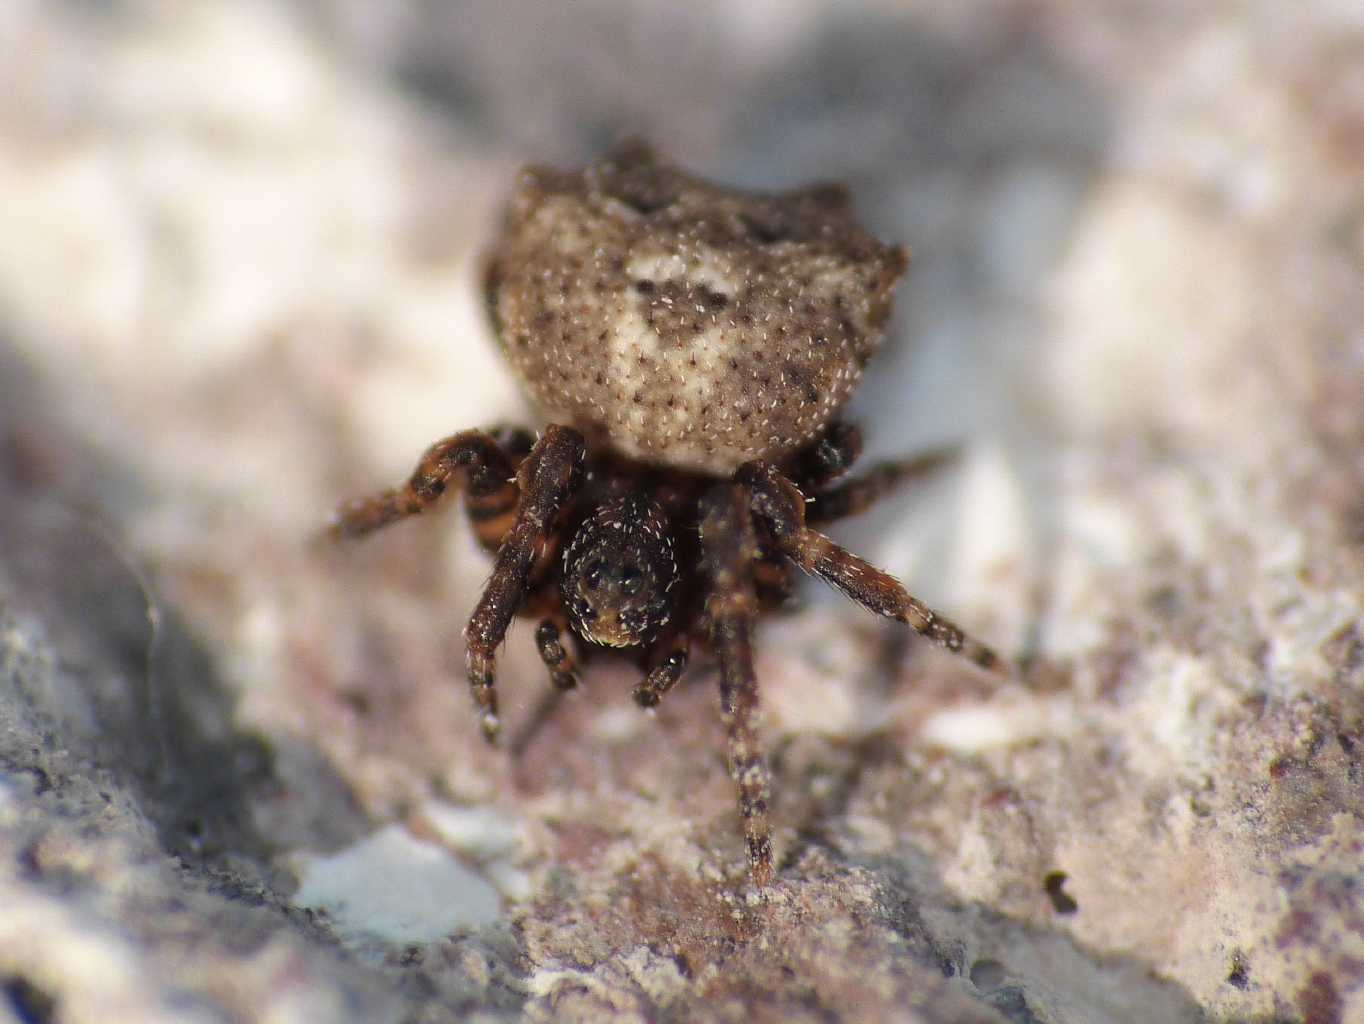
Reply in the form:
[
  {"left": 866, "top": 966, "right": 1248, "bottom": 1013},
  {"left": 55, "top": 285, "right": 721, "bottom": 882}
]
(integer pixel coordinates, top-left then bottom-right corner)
[
  {"left": 739, "top": 461, "right": 1002, "bottom": 672},
  {"left": 464, "top": 425, "right": 586, "bottom": 741},
  {"left": 329, "top": 428, "right": 524, "bottom": 545},
  {"left": 700, "top": 482, "right": 774, "bottom": 886}
]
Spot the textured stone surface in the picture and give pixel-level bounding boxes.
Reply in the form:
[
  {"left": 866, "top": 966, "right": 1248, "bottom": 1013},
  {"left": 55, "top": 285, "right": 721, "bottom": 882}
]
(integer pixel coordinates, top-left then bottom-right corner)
[{"left": 0, "top": 1, "right": 1361, "bottom": 1022}]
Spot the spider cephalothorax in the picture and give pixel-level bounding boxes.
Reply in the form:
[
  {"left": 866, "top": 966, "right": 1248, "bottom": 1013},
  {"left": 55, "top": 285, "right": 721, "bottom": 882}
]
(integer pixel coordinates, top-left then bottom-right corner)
[
  {"left": 331, "top": 142, "right": 1002, "bottom": 887},
  {"left": 560, "top": 492, "right": 677, "bottom": 649}
]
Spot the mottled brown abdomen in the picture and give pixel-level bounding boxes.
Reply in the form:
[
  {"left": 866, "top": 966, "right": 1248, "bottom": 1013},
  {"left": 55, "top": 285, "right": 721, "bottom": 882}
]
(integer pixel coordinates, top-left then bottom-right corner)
[{"left": 485, "top": 142, "right": 908, "bottom": 477}]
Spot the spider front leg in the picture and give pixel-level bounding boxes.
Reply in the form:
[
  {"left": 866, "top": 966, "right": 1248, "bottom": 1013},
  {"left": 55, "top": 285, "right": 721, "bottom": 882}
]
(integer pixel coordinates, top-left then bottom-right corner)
[
  {"left": 700, "top": 483, "right": 774, "bottom": 886},
  {"left": 330, "top": 426, "right": 531, "bottom": 545},
  {"left": 534, "top": 615, "right": 580, "bottom": 692},
  {"left": 464, "top": 425, "right": 585, "bottom": 741},
  {"left": 738, "top": 461, "right": 1002, "bottom": 672},
  {"left": 633, "top": 634, "right": 690, "bottom": 708}
]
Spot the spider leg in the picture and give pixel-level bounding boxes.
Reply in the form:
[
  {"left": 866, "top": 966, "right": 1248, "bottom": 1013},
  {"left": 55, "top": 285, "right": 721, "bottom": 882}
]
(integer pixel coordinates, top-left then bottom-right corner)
[
  {"left": 535, "top": 615, "right": 580, "bottom": 691},
  {"left": 790, "top": 421, "right": 864, "bottom": 490},
  {"left": 329, "top": 428, "right": 527, "bottom": 547},
  {"left": 752, "top": 547, "right": 799, "bottom": 611},
  {"left": 633, "top": 635, "right": 690, "bottom": 708},
  {"left": 700, "top": 482, "right": 774, "bottom": 886},
  {"left": 806, "top": 445, "right": 959, "bottom": 528},
  {"left": 739, "top": 461, "right": 1002, "bottom": 672},
  {"left": 464, "top": 425, "right": 586, "bottom": 742},
  {"left": 634, "top": 557, "right": 700, "bottom": 707}
]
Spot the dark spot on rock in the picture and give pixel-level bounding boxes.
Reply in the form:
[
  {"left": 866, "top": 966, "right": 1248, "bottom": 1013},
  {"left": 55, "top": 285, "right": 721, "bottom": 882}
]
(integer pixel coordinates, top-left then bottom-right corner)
[
  {"left": 969, "top": 959, "right": 1006, "bottom": 991},
  {"left": 1226, "top": 951, "right": 1250, "bottom": 990},
  {"left": 984, "top": 986, "right": 1042, "bottom": 1024},
  {"left": 1043, "top": 871, "right": 1079, "bottom": 914},
  {"left": 4, "top": 975, "right": 57, "bottom": 1024}
]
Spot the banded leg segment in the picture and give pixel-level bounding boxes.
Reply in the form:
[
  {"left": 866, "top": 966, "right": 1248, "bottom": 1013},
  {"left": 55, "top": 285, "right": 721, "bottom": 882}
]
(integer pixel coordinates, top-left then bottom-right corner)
[
  {"left": 700, "top": 483, "right": 774, "bottom": 886},
  {"left": 806, "top": 445, "right": 958, "bottom": 528},
  {"left": 633, "top": 638, "right": 690, "bottom": 708},
  {"left": 790, "top": 421, "right": 863, "bottom": 490},
  {"left": 739, "top": 461, "right": 1002, "bottom": 672},
  {"left": 535, "top": 616, "right": 580, "bottom": 692},
  {"left": 330, "top": 428, "right": 524, "bottom": 547},
  {"left": 464, "top": 426, "right": 586, "bottom": 741}
]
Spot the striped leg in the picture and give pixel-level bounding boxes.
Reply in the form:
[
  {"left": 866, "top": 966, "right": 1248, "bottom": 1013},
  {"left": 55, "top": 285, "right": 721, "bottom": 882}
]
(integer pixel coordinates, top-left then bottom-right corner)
[
  {"left": 329, "top": 427, "right": 530, "bottom": 546},
  {"left": 790, "top": 421, "right": 864, "bottom": 490},
  {"left": 739, "top": 461, "right": 1002, "bottom": 673},
  {"left": 633, "top": 637, "right": 690, "bottom": 708},
  {"left": 806, "top": 446, "right": 958, "bottom": 528},
  {"left": 464, "top": 426, "right": 585, "bottom": 741},
  {"left": 700, "top": 483, "right": 774, "bottom": 886},
  {"left": 535, "top": 615, "right": 580, "bottom": 692}
]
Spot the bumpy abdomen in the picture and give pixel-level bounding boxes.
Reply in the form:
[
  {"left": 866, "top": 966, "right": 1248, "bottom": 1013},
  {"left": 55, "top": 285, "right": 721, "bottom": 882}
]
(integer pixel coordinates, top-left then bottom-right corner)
[{"left": 485, "top": 148, "right": 907, "bottom": 477}]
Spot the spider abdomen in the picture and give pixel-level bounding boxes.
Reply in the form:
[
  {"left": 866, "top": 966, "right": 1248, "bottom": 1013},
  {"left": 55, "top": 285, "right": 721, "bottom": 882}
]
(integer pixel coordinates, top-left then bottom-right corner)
[{"left": 485, "top": 142, "right": 908, "bottom": 477}]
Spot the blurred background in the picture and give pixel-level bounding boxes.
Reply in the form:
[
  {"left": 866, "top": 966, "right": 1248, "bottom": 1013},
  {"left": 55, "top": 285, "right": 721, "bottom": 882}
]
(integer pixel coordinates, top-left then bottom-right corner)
[{"left": 0, "top": 2, "right": 1361, "bottom": 1022}]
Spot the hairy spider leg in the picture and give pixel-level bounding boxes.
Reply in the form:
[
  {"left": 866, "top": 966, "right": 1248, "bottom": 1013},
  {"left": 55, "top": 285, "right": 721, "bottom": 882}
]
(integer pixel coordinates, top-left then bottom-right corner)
[
  {"left": 790, "top": 421, "right": 864, "bottom": 489},
  {"left": 751, "top": 548, "right": 799, "bottom": 610},
  {"left": 329, "top": 428, "right": 526, "bottom": 545},
  {"left": 738, "top": 462, "right": 1002, "bottom": 672},
  {"left": 806, "top": 445, "right": 960, "bottom": 528},
  {"left": 535, "top": 615, "right": 581, "bottom": 691},
  {"left": 464, "top": 425, "right": 586, "bottom": 741},
  {"left": 700, "top": 483, "right": 775, "bottom": 887},
  {"left": 331, "top": 425, "right": 582, "bottom": 739},
  {"left": 633, "top": 635, "right": 691, "bottom": 708}
]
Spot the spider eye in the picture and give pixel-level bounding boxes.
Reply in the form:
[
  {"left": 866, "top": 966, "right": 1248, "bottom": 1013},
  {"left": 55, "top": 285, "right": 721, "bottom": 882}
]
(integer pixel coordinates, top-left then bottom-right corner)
[
  {"left": 584, "top": 561, "right": 604, "bottom": 589},
  {"left": 619, "top": 565, "right": 643, "bottom": 596}
]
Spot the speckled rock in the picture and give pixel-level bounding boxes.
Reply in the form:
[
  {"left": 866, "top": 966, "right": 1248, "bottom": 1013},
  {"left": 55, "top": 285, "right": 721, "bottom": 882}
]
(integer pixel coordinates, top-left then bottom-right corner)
[{"left": 0, "top": 2, "right": 1361, "bottom": 1023}]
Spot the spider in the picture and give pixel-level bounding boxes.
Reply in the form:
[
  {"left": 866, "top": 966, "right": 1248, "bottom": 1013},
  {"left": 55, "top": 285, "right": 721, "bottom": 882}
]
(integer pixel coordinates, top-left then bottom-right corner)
[{"left": 330, "top": 141, "right": 1002, "bottom": 886}]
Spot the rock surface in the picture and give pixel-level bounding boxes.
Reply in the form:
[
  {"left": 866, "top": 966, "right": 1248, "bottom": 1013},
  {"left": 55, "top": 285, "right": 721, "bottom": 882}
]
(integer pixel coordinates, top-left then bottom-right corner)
[{"left": 0, "top": 2, "right": 1361, "bottom": 1022}]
